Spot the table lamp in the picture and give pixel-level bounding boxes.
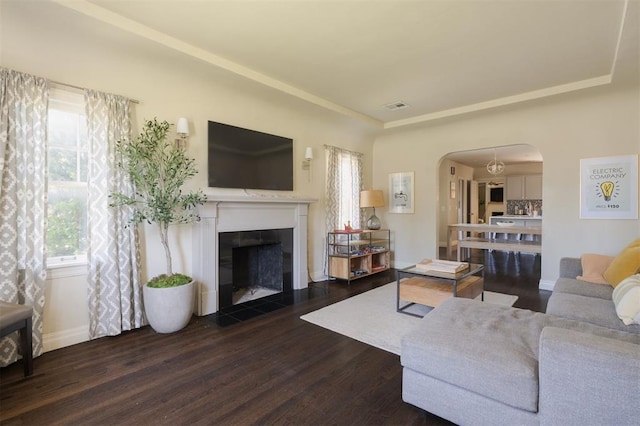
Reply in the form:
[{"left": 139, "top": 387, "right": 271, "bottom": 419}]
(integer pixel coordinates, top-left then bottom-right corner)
[{"left": 360, "top": 190, "right": 384, "bottom": 230}]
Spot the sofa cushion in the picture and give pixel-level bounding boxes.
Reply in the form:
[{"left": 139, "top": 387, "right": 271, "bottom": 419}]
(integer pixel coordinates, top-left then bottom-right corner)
[
  {"left": 577, "top": 253, "right": 614, "bottom": 284},
  {"left": 546, "top": 292, "right": 640, "bottom": 333},
  {"left": 559, "top": 257, "right": 583, "bottom": 279},
  {"left": 402, "top": 299, "right": 543, "bottom": 412},
  {"left": 400, "top": 298, "right": 639, "bottom": 414},
  {"left": 612, "top": 274, "right": 640, "bottom": 325},
  {"left": 553, "top": 278, "right": 613, "bottom": 300},
  {"left": 603, "top": 237, "right": 640, "bottom": 286}
]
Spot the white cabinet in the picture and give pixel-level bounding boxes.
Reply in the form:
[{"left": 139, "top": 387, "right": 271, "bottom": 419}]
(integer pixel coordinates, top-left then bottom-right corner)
[
  {"left": 506, "top": 176, "right": 524, "bottom": 200},
  {"left": 506, "top": 175, "right": 542, "bottom": 200},
  {"left": 524, "top": 175, "right": 542, "bottom": 199}
]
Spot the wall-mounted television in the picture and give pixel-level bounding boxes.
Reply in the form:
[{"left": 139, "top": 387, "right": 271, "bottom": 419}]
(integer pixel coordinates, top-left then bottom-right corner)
[
  {"left": 207, "top": 121, "right": 294, "bottom": 191},
  {"left": 490, "top": 187, "right": 504, "bottom": 202}
]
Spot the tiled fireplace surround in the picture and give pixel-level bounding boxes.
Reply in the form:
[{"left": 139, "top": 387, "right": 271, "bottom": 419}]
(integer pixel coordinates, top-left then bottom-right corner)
[{"left": 192, "top": 196, "right": 313, "bottom": 316}]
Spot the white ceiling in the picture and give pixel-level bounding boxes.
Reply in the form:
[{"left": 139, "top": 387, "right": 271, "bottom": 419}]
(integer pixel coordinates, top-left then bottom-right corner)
[
  {"left": 42, "top": 0, "right": 635, "bottom": 130},
  {"left": 445, "top": 144, "right": 543, "bottom": 168}
]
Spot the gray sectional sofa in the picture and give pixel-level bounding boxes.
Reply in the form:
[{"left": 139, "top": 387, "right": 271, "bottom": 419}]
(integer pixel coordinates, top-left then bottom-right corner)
[{"left": 401, "top": 257, "right": 640, "bottom": 426}]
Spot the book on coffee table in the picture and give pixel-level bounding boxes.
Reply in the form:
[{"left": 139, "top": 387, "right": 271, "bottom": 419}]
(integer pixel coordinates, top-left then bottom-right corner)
[{"left": 415, "top": 259, "right": 469, "bottom": 274}]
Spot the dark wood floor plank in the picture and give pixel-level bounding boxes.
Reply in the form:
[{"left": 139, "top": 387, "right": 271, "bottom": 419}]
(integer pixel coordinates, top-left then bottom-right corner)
[{"left": 1, "top": 250, "right": 546, "bottom": 425}]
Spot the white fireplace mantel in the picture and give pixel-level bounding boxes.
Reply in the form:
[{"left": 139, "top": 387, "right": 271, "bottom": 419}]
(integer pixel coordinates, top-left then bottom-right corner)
[{"left": 192, "top": 195, "right": 315, "bottom": 315}]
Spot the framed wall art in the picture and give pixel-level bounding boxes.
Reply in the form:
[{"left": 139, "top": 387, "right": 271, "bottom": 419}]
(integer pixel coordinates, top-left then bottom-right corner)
[
  {"left": 580, "top": 154, "right": 638, "bottom": 219},
  {"left": 389, "top": 172, "right": 414, "bottom": 214}
]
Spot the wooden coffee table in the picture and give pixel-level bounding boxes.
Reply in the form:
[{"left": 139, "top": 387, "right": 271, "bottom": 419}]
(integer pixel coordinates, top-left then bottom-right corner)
[{"left": 397, "top": 263, "right": 484, "bottom": 317}]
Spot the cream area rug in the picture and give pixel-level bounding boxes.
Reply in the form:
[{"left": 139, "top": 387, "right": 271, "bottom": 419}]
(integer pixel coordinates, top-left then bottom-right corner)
[{"left": 300, "top": 282, "right": 518, "bottom": 356}]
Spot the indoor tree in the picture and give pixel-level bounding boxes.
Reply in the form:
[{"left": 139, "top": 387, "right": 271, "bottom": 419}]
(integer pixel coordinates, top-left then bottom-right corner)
[{"left": 110, "top": 118, "right": 206, "bottom": 287}]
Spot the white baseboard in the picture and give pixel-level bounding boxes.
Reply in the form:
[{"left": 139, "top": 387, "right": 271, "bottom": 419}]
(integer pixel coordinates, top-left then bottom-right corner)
[
  {"left": 539, "top": 279, "right": 555, "bottom": 291},
  {"left": 198, "top": 288, "right": 217, "bottom": 316},
  {"left": 43, "top": 325, "right": 89, "bottom": 353}
]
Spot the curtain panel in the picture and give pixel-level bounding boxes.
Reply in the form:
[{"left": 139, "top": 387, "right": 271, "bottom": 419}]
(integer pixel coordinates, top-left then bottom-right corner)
[
  {"left": 0, "top": 68, "right": 49, "bottom": 366},
  {"left": 324, "top": 145, "right": 364, "bottom": 232},
  {"left": 324, "top": 145, "right": 364, "bottom": 275},
  {"left": 85, "top": 90, "right": 144, "bottom": 339}
]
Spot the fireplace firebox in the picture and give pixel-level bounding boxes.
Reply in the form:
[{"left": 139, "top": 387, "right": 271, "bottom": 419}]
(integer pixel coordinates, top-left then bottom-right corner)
[{"left": 218, "top": 228, "right": 293, "bottom": 309}]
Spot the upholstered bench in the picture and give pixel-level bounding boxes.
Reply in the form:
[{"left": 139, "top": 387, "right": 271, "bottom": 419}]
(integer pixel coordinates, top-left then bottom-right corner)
[{"left": 0, "top": 301, "right": 34, "bottom": 376}]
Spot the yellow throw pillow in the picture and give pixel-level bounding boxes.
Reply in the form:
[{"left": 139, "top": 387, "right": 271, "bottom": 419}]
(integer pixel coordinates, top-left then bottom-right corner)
[
  {"left": 603, "top": 238, "right": 640, "bottom": 287},
  {"left": 577, "top": 253, "right": 615, "bottom": 285}
]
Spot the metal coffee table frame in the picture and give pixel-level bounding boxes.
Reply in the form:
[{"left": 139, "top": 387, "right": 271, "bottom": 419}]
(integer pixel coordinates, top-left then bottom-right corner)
[{"left": 396, "top": 263, "right": 485, "bottom": 317}]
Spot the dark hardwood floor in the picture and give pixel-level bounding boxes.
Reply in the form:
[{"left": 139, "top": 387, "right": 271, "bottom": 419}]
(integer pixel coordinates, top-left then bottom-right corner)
[{"left": 0, "top": 250, "right": 548, "bottom": 425}]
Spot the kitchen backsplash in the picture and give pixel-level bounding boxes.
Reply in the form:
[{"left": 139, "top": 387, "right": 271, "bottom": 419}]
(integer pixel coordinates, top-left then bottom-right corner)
[{"left": 507, "top": 200, "right": 542, "bottom": 215}]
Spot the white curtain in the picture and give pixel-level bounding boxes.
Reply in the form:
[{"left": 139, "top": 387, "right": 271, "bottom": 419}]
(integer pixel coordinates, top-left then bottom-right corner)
[
  {"left": 0, "top": 68, "right": 49, "bottom": 366},
  {"left": 85, "top": 90, "right": 144, "bottom": 338}
]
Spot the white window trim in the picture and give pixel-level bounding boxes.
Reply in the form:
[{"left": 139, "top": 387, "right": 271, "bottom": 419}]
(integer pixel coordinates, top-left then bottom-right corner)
[{"left": 47, "top": 254, "right": 88, "bottom": 270}]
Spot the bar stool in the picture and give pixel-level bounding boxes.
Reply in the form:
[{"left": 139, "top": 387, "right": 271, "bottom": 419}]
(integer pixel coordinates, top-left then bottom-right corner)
[{"left": 0, "top": 301, "right": 33, "bottom": 376}]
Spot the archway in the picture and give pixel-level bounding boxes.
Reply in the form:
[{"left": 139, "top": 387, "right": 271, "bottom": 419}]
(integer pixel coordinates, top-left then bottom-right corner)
[{"left": 436, "top": 144, "right": 543, "bottom": 259}]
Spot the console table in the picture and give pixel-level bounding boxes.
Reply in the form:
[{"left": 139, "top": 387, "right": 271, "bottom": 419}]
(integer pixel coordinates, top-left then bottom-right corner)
[{"left": 447, "top": 223, "right": 542, "bottom": 261}]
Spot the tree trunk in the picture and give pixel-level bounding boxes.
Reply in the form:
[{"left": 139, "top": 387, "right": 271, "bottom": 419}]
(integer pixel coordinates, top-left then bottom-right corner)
[{"left": 158, "top": 222, "right": 172, "bottom": 276}]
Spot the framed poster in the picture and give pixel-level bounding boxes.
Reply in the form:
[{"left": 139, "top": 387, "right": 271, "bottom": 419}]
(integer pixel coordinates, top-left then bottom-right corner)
[
  {"left": 580, "top": 155, "right": 638, "bottom": 219},
  {"left": 389, "top": 172, "right": 414, "bottom": 213}
]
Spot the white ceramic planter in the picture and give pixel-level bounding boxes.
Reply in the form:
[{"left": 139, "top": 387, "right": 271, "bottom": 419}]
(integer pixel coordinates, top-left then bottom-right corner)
[{"left": 143, "top": 279, "right": 195, "bottom": 333}]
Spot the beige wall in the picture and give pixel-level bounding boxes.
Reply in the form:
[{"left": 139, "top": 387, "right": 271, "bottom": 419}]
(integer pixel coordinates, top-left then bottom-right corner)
[
  {"left": 1, "top": 2, "right": 378, "bottom": 350},
  {"left": 373, "top": 80, "right": 640, "bottom": 287}
]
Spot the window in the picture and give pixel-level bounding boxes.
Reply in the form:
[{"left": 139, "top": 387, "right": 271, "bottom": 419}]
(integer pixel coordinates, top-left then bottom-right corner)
[
  {"left": 46, "top": 88, "right": 88, "bottom": 265},
  {"left": 337, "top": 152, "right": 361, "bottom": 228},
  {"left": 325, "top": 146, "right": 363, "bottom": 231}
]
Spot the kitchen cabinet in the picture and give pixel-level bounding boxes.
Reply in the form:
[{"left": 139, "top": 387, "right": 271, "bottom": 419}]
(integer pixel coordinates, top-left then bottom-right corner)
[{"left": 506, "top": 175, "right": 542, "bottom": 200}]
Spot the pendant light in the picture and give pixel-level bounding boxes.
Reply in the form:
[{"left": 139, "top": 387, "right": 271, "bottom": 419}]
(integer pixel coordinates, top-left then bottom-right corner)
[{"left": 487, "top": 148, "right": 505, "bottom": 175}]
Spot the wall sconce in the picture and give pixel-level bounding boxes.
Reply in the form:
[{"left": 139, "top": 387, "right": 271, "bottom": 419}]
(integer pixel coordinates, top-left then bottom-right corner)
[
  {"left": 360, "top": 189, "right": 385, "bottom": 229},
  {"left": 302, "top": 147, "right": 313, "bottom": 181},
  {"left": 175, "top": 117, "right": 189, "bottom": 149}
]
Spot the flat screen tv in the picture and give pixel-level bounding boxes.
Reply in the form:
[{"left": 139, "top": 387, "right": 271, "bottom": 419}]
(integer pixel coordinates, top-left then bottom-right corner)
[
  {"left": 207, "top": 121, "right": 294, "bottom": 191},
  {"left": 490, "top": 187, "right": 504, "bottom": 202}
]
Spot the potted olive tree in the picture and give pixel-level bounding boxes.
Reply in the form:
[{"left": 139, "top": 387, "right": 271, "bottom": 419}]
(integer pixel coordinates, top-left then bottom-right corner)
[{"left": 110, "top": 118, "right": 206, "bottom": 333}]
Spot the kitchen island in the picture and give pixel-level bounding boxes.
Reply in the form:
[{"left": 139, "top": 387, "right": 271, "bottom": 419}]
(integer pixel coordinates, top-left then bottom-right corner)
[{"left": 490, "top": 215, "right": 542, "bottom": 227}]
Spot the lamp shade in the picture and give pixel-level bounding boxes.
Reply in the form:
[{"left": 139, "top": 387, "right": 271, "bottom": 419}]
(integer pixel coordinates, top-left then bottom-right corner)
[
  {"left": 360, "top": 190, "right": 384, "bottom": 208},
  {"left": 176, "top": 117, "right": 189, "bottom": 136},
  {"left": 305, "top": 147, "right": 313, "bottom": 160}
]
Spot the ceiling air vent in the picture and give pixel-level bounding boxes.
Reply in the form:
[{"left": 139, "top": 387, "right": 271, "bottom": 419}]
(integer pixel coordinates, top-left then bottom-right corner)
[{"left": 384, "top": 101, "right": 409, "bottom": 111}]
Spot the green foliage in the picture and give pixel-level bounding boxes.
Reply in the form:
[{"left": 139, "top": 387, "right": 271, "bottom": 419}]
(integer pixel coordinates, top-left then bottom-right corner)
[
  {"left": 109, "top": 118, "right": 206, "bottom": 277},
  {"left": 147, "top": 273, "right": 192, "bottom": 288},
  {"left": 47, "top": 197, "right": 86, "bottom": 257},
  {"left": 109, "top": 118, "right": 206, "bottom": 227},
  {"left": 48, "top": 148, "right": 78, "bottom": 181}
]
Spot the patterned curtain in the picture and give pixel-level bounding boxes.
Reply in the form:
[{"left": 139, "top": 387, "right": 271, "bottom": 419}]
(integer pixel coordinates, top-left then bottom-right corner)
[
  {"left": 324, "top": 145, "right": 363, "bottom": 276},
  {"left": 85, "top": 90, "right": 144, "bottom": 339},
  {"left": 325, "top": 145, "right": 364, "bottom": 232},
  {"left": 0, "top": 68, "right": 48, "bottom": 366}
]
